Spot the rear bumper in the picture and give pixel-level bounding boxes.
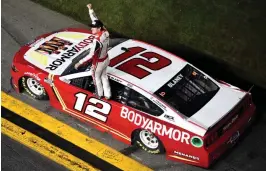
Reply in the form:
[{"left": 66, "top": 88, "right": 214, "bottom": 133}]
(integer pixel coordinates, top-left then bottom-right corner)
[{"left": 206, "top": 103, "right": 256, "bottom": 167}]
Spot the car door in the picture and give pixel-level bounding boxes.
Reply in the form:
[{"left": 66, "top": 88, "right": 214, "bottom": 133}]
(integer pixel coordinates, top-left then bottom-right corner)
[
  {"left": 52, "top": 72, "right": 116, "bottom": 127},
  {"left": 121, "top": 87, "right": 164, "bottom": 117},
  {"left": 115, "top": 85, "right": 167, "bottom": 135},
  {"left": 52, "top": 73, "right": 135, "bottom": 142}
]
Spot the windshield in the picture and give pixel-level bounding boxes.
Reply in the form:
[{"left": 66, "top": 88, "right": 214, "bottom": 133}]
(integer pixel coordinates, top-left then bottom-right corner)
[
  {"left": 154, "top": 64, "right": 219, "bottom": 117},
  {"left": 61, "top": 49, "right": 92, "bottom": 76},
  {"left": 61, "top": 38, "right": 128, "bottom": 76}
]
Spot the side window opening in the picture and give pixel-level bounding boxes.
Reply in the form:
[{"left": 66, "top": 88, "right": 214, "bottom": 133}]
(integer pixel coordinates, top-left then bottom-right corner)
[
  {"left": 61, "top": 50, "right": 92, "bottom": 76},
  {"left": 108, "top": 79, "right": 163, "bottom": 116},
  {"left": 70, "top": 76, "right": 95, "bottom": 92},
  {"left": 109, "top": 79, "right": 126, "bottom": 102},
  {"left": 67, "top": 75, "right": 163, "bottom": 117},
  {"left": 69, "top": 76, "right": 127, "bottom": 102},
  {"left": 120, "top": 87, "right": 163, "bottom": 116}
]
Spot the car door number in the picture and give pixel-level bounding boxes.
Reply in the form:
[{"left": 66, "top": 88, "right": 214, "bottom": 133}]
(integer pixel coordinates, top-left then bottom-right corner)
[{"left": 74, "top": 92, "right": 111, "bottom": 122}]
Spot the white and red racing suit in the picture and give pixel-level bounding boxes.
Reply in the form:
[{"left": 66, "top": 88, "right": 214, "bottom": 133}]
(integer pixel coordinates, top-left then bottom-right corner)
[{"left": 78, "top": 8, "right": 111, "bottom": 99}]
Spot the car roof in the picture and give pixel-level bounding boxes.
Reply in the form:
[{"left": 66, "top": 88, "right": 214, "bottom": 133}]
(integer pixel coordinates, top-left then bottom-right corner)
[{"left": 107, "top": 39, "right": 188, "bottom": 93}]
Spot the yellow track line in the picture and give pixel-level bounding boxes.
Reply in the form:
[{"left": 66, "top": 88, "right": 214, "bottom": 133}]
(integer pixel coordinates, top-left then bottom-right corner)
[
  {"left": 1, "top": 92, "right": 153, "bottom": 171},
  {"left": 1, "top": 118, "right": 98, "bottom": 171}
]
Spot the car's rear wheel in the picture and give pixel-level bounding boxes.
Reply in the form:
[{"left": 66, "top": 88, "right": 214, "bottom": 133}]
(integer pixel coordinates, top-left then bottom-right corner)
[
  {"left": 21, "top": 77, "right": 48, "bottom": 100},
  {"left": 133, "top": 129, "right": 165, "bottom": 154}
]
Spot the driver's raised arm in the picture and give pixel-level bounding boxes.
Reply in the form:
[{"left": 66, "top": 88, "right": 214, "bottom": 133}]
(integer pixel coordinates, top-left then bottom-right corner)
[{"left": 87, "top": 4, "right": 99, "bottom": 24}]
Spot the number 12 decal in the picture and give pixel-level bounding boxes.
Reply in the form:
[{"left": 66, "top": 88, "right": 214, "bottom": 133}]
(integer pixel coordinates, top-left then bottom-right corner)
[
  {"left": 74, "top": 93, "right": 111, "bottom": 122},
  {"left": 110, "top": 47, "right": 172, "bottom": 79}
]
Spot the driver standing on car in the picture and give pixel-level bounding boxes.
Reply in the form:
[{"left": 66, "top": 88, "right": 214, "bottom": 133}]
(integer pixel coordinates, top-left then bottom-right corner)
[{"left": 75, "top": 3, "right": 111, "bottom": 100}]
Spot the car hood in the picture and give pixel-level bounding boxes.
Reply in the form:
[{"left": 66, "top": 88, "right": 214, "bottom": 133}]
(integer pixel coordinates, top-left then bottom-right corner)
[
  {"left": 24, "top": 31, "right": 94, "bottom": 75},
  {"left": 188, "top": 84, "right": 247, "bottom": 129}
]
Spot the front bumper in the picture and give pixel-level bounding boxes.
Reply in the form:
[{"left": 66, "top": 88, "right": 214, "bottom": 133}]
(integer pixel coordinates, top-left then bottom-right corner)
[{"left": 10, "top": 64, "right": 23, "bottom": 93}]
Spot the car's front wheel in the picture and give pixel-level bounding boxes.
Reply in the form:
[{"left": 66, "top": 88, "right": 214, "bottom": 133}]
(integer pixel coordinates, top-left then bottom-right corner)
[
  {"left": 21, "top": 77, "right": 48, "bottom": 100},
  {"left": 133, "top": 129, "right": 165, "bottom": 154}
]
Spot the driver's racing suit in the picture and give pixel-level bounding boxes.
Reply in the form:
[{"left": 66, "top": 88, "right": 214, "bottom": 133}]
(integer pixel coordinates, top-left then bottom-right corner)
[{"left": 78, "top": 8, "right": 111, "bottom": 99}]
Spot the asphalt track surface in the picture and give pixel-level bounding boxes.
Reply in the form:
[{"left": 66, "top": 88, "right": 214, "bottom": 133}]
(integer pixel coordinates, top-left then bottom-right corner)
[
  {"left": 1, "top": 0, "right": 266, "bottom": 171},
  {"left": 1, "top": 134, "right": 67, "bottom": 171}
]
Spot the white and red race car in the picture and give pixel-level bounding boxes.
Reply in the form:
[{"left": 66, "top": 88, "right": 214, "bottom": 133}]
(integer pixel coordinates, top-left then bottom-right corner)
[{"left": 11, "top": 28, "right": 256, "bottom": 168}]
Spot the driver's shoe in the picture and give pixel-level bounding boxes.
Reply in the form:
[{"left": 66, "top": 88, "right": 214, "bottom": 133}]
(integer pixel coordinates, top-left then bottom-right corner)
[
  {"left": 104, "top": 96, "right": 111, "bottom": 100},
  {"left": 93, "top": 92, "right": 102, "bottom": 99}
]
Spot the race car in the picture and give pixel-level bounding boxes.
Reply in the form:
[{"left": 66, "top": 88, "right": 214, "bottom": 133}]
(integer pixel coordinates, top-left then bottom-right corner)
[{"left": 10, "top": 28, "right": 256, "bottom": 168}]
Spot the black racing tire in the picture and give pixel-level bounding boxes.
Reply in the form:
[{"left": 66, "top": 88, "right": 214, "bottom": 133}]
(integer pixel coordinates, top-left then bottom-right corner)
[
  {"left": 21, "top": 76, "right": 49, "bottom": 100},
  {"left": 133, "top": 129, "right": 165, "bottom": 154}
]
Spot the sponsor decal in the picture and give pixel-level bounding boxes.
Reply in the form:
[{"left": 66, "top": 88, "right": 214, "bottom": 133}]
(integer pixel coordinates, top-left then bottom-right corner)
[
  {"left": 24, "top": 72, "right": 41, "bottom": 81},
  {"left": 120, "top": 106, "right": 191, "bottom": 144},
  {"left": 164, "top": 115, "right": 174, "bottom": 121},
  {"left": 36, "top": 37, "right": 72, "bottom": 55},
  {"left": 174, "top": 151, "right": 200, "bottom": 161},
  {"left": 190, "top": 136, "right": 203, "bottom": 148},
  {"left": 159, "top": 92, "right": 166, "bottom": 97},
  {"left": 151, "top": 98, "right": 167, "bottom": 111},
  {"left": 167, "top": 74, "right": 183, "bottom": 88},
  {"left": 227, "top": 131, "right": 240, "bottom": 144},
  {"left": 127, "top": 83, "right": 133, "bottom": 88},
  {"left": 223, "top": 115, "right": 239, "bottom": 132},
  {"left": 45, "top": 35, "right": 95, "bottom": 71},
  {"left": 109, "top": 76, "right": 122, "bottom": 83}
]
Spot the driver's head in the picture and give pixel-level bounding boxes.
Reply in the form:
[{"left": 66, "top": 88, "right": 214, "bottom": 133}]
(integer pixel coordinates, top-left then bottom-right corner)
[{"left": 89, "top": 20, "right": 104, "bottom": 34}]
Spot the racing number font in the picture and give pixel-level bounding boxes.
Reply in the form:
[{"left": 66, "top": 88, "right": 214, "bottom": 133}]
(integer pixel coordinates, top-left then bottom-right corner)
[
  {"left": 74, "top": 92, "right": 111, "bottom": 122},
  {"left": 110, "top": 47, "right": 172, "bottom": 79}
]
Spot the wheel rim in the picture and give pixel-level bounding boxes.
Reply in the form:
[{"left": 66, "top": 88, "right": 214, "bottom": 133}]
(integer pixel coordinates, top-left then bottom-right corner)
[
  {"left": 139, "top": 130, "right": 159, "bottom": 149},
  {"left": 26, "top": 78, "right": 44, "bottom": 96}
]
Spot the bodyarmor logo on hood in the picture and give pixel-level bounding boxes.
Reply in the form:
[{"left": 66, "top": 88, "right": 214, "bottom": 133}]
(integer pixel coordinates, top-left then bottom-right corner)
[{"left": 45, "top": 35, "right": 95, "bottom": 71}]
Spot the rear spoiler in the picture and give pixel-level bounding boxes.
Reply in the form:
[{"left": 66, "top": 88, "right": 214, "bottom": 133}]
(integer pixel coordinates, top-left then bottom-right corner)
[{"left": 248, "top": 85, "right": 254, "bottom": 93}]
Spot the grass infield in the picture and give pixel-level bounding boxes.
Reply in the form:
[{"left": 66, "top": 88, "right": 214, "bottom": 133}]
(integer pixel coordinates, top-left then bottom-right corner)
[{"left": 31, "top": 0, "right": 266, "bottom": 88}]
